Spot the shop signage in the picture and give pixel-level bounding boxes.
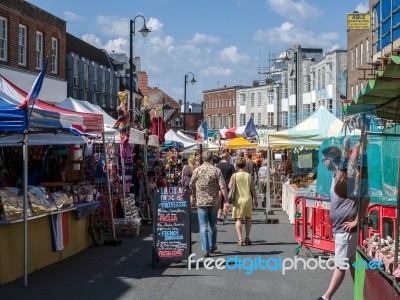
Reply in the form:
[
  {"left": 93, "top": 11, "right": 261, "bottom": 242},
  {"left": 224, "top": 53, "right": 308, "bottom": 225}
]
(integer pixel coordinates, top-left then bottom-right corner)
[
  {"left": 152, "top": 187, "right": 191, "bottom": 267},
  {"left": 347, "top": 13, "right": 371, "bottom": 30}
]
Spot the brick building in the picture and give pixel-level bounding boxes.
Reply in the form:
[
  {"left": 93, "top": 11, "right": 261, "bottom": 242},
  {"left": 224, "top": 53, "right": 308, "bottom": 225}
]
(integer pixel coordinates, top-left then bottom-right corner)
[
  {"left": 0, "top": 0, "right": 67, "bottom": 102},
  {"left": 203, "top": 86, "right": 238, "bottom": 130}
]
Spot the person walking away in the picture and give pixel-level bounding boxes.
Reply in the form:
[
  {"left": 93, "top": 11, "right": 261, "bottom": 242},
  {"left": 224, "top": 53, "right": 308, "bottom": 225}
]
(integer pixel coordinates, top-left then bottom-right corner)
[
  {"left": 245, "top": 153, "right": 258, "bottom": 184},
  {"left": 181, "top": 158, "right": 192, "bottom": 191},
  {"left": 316, "top": 146, "right": 369, "bottom": 300},
  {"left": 229, "top": 157, "right": 258, "bottom": 246},
  {"left": 216, "top": 152, "right": 235, "bottom": 224},
  {"left": 258, "top": 160, "right": 269, "bottom": 208},
  {"left": 190, "top": 151, "right": 229, "bottom": 257}
]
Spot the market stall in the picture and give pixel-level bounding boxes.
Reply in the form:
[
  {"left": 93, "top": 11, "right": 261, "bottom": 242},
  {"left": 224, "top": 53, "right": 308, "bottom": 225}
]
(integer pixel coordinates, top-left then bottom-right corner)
[
  {"left": 343, "top": 55, "right": 400, "bottom": 299},
  {"left": 259, "top": 107, "right": 360, "bottom": 222},
  {"left": 0, "top": 75, "right": 107, "bottom": 285},
  {"left": 224, "top": 137, "right": 258, "bottom": 149}
]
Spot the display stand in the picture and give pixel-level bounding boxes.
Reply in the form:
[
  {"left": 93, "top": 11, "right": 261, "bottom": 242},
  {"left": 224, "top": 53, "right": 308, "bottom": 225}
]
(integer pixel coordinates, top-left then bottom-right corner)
[{"left": 152, "top": 187, "right": 191, "bottom": 268}]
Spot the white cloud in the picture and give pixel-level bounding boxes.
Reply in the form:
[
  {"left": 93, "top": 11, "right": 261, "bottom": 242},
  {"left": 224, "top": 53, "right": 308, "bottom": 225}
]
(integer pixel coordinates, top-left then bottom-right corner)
[
  {"left": 81, "top": 34, "right": 128, "bottom": 53},
  {"left": 253, "top": 22, "right": 338, "bottom": 48},
  {"left": 328, "top": 44, "right": 341, "bottom": 52},
  {"left": 62, "top": 11, "right": 83, "bottom": 22},
  {"left": 218, "top": 46, "right": 250, "bottom": 64},
  {"left": 103, "top": 38, "right": 129, "bottom": 53},
  {"left": 200, "top": 66, "right": 233, "bottom": 77},
  {"left": 95, "top": 16, "right": 128, "bottom": 37},
  {"left": 355, "top": 2, "right": 369, "bottom": 13},
  {"left": 81, "top": 34, "right": 103, "bottom": 48},
  {"left": 146, "top": 17, "right": 163, "bottom": 32},
  {"left": 266, "top": 0, "right": 321, "bottom": 22},
  {"left": 192, "top": 33, "right": 220, "bottom": 44}
]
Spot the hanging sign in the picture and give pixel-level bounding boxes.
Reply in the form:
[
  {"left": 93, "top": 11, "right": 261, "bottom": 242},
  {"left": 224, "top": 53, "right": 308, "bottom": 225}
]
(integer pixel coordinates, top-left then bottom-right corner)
[{"left": 347, "top": 13, "right": 371, "bottom": 30}]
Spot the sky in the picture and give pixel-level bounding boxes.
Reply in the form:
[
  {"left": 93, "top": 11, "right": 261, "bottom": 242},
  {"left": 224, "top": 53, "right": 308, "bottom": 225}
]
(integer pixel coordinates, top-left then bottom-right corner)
[{"left": 27, "top": 0, "right": 369, "bottom": 103}]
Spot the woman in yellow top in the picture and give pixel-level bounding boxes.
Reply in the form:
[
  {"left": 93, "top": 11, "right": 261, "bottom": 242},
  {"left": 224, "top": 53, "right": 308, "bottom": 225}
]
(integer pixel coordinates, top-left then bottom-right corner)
[{"left": 229, "top": 157, "right": 258, "bottom": 246}]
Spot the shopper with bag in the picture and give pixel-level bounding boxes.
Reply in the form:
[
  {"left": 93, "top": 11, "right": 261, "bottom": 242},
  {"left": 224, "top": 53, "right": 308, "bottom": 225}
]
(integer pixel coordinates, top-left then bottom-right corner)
[{"left": 228, "top": 157, "right": 257, "bottom": 246}]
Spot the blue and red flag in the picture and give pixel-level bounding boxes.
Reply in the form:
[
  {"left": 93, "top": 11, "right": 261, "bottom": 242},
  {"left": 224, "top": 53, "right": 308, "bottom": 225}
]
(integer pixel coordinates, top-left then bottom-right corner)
[
  {"left": 19, "top": 58, "right": 48, "bottom": 109},
  {"left": 197, "top": 121, "right": 208, "bottom": 142}
]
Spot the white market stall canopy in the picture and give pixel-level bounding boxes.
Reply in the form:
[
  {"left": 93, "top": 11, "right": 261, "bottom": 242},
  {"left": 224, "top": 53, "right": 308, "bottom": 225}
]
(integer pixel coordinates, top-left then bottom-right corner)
[
  {"left": 259, "top": 106, "right": 359, "bottom": 149},
  {"left": 176, "top": 130, "right": 220, "bottom": 151},
  {"left": 165, "top": 129, "right": 198, "bottom": 150}
]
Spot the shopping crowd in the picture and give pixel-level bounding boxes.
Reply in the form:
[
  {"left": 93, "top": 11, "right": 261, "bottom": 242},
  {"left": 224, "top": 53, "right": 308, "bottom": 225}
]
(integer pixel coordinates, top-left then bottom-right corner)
[{"left": 183, "top": 149, "right": 267, "bottom": 257}]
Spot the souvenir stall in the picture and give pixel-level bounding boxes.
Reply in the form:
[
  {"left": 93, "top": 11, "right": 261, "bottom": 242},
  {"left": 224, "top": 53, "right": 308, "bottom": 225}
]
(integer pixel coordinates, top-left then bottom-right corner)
[
  {"left": 57, "top": 96, "right": 161, "bottom": 233},
  {"left": 342, "top": 55, "right": 400, "bottom": 300},
  {"left": 0, "top": 75, "right": 107, "bottom": 285}
]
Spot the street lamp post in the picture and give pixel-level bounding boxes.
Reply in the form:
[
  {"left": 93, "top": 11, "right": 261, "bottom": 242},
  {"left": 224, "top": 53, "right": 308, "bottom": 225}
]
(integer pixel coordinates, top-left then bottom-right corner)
[
  {"left": 285, "top": 48, "right": 298, "bottom": 125},
  {"left": 129, "top": 15, "right": 150, "bottom": 124},
  {"left": 183, "top": 72, "right": 196, "bottom": 132}
]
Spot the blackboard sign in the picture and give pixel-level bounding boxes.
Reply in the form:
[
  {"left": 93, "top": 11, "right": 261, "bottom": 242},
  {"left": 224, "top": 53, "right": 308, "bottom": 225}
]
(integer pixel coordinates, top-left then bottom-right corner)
[{"left": 152, "top": 187, "right": 191, "bottom": 266}]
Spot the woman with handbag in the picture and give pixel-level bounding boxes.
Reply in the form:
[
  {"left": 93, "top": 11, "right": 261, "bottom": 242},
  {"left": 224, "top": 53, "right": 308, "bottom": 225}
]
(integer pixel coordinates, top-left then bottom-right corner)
[{"left": 228, "top": 157, "right": 258, "bottom": 246}]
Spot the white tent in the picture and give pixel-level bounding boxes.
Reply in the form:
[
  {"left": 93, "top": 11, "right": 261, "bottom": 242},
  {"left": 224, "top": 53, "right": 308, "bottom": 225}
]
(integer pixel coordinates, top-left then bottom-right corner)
[
  {"left": 258, "top": 106, "right": 359, "bottom": 149},
  {"left": 176, "top": 130, "right": 220, "bottom": 151},
  {"left": 164, "top": 129, "right": 198, "bottom": 150},
  {"left": 57, "top": 97, "right": 159, "bottom": 147}
]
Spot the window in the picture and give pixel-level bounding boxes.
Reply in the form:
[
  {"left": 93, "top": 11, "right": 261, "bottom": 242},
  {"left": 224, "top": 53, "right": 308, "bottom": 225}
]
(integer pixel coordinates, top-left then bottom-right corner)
[
  {"left": 360, "top": 42, "right": 364, "bottom": 66},
  {"left": 351, "top": 49, "right": 354, "bottom": 71},
  {"left": 289, "top": 106, "right": 296, "bottom": 128},
  {"left": 257, "top": 113, "right": 261, "bottom": 125},
  {"left": 267, "top": 90, "right": 274, "bottom": 104},
  {"left": 355, "top": 45, "right": 359, "bottom": 68},
  {"left": 327, "top": 99, "right": 333, "bottom": 113},
  {"left": 73, "top": 60, "right": 78, "bottom": 87},
  {"left": 258, "top": 92, "right": 261, "bottom": 106},
  {"left": 366, "top": 39, "right": 370, "bottom": 63},
  {"left": 0, "top": 17, "right": 7, "bottom": 61},
  {"left": 240, "top": 114, "right": 246, "bottom": 126},
  {"left": 18, "top": 25, "right": 27, "bottom": 66},
  {"left": 240, "top": 94, "right": 246, "bottom": 105},
  {"left": 250, "top": 93, "right": 254, "bottom": 107},
  {"left": 36, "top": 31, "right": 43, "bottom": 69},
  {"left": 51, "top": 38, "right": 58, "bottom": 73},
  {"left": 326, "top": 63, "right": 332, "bottom": 85},
  {"left": 94, "top": 68, "right": 98, "bottom": 91},
  {"left": 267, "top": 112, "right": 274, "bottom": 126},
  {"left": 317, "top": 69, "right": 321, "bottom": 90},
  {"left": 281, "top": 112, "right": 288, "bottom": 127},
  {"left": 304, "top": 75, "right": 310, "bottom": 92},
  {"left": 84, "top": 64, "right": 89, "bottom": 89}
]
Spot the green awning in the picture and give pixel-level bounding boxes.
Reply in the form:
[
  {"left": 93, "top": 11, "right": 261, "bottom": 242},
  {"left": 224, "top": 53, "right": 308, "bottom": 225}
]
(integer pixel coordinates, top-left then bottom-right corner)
[{"left": 345, "top": 55, "right": 400, "bottom": 122}]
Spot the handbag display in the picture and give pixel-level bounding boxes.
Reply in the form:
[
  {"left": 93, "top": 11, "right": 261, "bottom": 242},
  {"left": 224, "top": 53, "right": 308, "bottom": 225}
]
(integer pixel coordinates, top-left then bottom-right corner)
[{"left": 228, "top": 174, "right": 237, "bottom": 203}]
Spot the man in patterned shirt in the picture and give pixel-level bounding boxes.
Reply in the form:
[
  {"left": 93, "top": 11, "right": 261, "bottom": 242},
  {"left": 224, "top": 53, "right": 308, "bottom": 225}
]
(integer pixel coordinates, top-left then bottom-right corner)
[{"left": 190, "top": 151, "right": 230, "bottom": 257}]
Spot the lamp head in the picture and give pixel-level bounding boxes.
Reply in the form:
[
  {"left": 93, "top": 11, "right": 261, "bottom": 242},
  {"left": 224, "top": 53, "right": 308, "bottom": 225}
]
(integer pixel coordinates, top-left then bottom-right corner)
[
  {"left": 139, "top": 24, "right": 151, "bottom": 37},
  {"left": 190, "top": 78, "right": 196, "bottom": 85}
]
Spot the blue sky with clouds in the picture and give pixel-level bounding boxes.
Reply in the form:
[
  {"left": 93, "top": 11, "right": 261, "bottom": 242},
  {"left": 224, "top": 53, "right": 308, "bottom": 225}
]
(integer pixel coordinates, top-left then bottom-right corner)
[{"left": 27, "top": 0, "right": 369, "bottom": 103}]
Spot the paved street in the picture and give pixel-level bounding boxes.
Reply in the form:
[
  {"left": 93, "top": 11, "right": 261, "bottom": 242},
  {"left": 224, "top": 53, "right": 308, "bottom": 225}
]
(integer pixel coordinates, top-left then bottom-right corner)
[{"left": 0, "top": 207, "right": 353, "bottom": 300}]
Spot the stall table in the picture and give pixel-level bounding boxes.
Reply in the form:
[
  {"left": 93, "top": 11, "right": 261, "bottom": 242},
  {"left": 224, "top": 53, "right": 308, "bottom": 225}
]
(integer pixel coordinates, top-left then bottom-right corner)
[{"left": 282, "top": 181, "right": 316, "bottom": 224}]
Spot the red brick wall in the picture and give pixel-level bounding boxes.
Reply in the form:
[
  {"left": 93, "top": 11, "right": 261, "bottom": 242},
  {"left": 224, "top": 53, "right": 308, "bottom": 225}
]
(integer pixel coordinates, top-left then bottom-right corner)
[{"left": 0, "top": 0, "right": 67, "bottom": 79}]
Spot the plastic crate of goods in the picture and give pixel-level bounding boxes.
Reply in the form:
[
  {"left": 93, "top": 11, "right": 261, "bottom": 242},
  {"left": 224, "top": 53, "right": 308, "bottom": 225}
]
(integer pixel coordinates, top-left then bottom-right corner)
[{"left": 113, "top": 218, "right": 141, "bottom": 238}]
